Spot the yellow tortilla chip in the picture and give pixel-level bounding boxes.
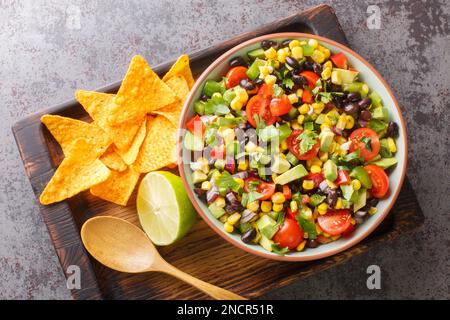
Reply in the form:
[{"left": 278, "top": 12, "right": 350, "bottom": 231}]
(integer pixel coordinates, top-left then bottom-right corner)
[
  {"left": 153, "top": 75, "right": 189, "bottom": 127},
  {"left": 100, "top": 146, "right": 128, "bottom": 172},
  {"left": 39, "top": 139, "right": 111, "bottom": 205},
  {"left": 108, "top": 55, "right": 177, "bottom": 124},
  {"left": 162, "top": 54, "right": 195, "bottom": 89},
  {"left": 41, "top": 115, "right": 111, "bottom": 157},
  {"left": 114, "top": 118, "right": 146, "bottom": 165},
  {"left": 133, "top": 115, "right": 178, "bottom": 173},
  {"left": 90, "top": 167, "right": 140, "bottom": 206},
  {"left": 75, "top": 90, "right": 143, "bottom": 151}
]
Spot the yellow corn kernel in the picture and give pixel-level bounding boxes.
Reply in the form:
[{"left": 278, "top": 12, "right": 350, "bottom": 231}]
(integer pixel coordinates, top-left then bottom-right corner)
[
  {"left": 261, "top": 201, "right": 272, "bottom": 213},
  {"left": 291, "top": 121, "right": 301, "bottom": 130},
  {"left": 299, "top": 103, "right": 310, "bottom": 114},
  {"left": 331, "top": 70, "right": 342, "bottom": 85},
  {"left": 331, "top": 235, "right": 341, "bottom": 241},
  {"left": 311, "top": 50, "right": 326, "bottom": 64},
  {"left": 287, "top": 93, "right": 298, "bottom": 104},
  {"left": 311, "top": 157, "right": 323, "bottom": 167},
  {"left": 323, "top": 60, "right": 333, "bottom": 69},
  {"left": 264, "top": 74, "right": 277, "bottom": 85},
  {"left": 271, "top": 192, "right": 286, "bottom": 204},
  {"left": 321, "top": 67, "right": 332, "bottom": 80},
  {"left": 296, "top": 88, "right": 304, "bottom": 97},
  {"left": 369, "top": 207, "right": 378, "bottom": 215},
  {"left": 264, "top": 47, "right": 277, "bottom": 59},
  {"left": 235, "top": 87, "right": 249, "bottom": 103},
  {"left": 230, "top": 97, "right": 243, "bottom": 111},
  {"left": 237, "top": 159, "right": 248, "bottom": 171},
  {"left": 201, "top": 181, "right": 212, "bottom": 191},
  {"left": 302, "top": 206, "right": 313, "bottom": 219},
  {"left": 234, "top": 177, "right": 245, "bottom": 189},
  {"left": 319, "top": 151, "right": 329, "bottom": 162},
  {"left": 280, "top": 139, "right": 288, "bottom": 151},
  {"left": 318, "top": 203, "right": 328, "bottom": 215},
  {"left": 317, "top": 45, "right": 331, "bottom": 59},
  {"left": 296, "top": 240, "right": 307, "bottom": 252},
  {"left": 320, "top": 123, "right": 330, "bottom": 131},
  {"left": 297, "top": 114, "right": 305, "bottom": 125},
  {"left": 289, "top": 40, "right": 300, "bottom": 49},
  {"left": 387, "top": 137, "right": 397, "bottom": 153},
  {"left": 245, "top": 141, "right": 258, "bottom": 153},
  {"left": 291, "top": 46, "right": 303, "bottom": 60},
  {"left": 219, "top": 214, "right": 229, "bottom": 223},
  {"left": 335, "top": 135, "right": 347, "bottom": 145},
  {"left": 273, "top": 60, "right": 280, "bottom": 69},
  {"left": 302, "top": 179, "right": 315, "bottom": 190},
  {"left": 258, "top": 65, "right": 269, "bottom": 78},
  {"left": 277, "top": 48, "right": 288, "bottom": 56},
  {"left": 272, "top": 203, "right": 283, "bottom": 212},
  {"left": 335, "top": 197, "right": 343, "bottom": 209},
  {"left": 299, "top": 40, "right": 307, "bottom": 45},
  {"left": 328, "top": 142, "right": 337, "bottom": 153},
  {"left": 214, "top": 196, "right": 226, "bottom": 208},
  {"left": 247, "top": 201, "right": 260, "bottom": 212},
  {"left": 224, "top": 222, "right": 234, "bottom": 233},
  {"left": 312, "top": 102, "right": 325, "bottom": 114},
  {"left": 352, "top": 179, "right": 362, "bottom": 191},
  {"left": 345, "top": 115, "right": 355, "bottom": 129},
  {"left": 277, "top": 53, "right": 286, "bottom": 63},
  {"left": 350, "top": 218, "right": 356, "bottom": 225},
  {"left": 227, "top": 212, "right": 241, "bottom": 226},
  {"left": 290, "top": 200, "right": 298, "bottom": 213},
  {"left": 361, "top": 84, "right": 369, "bottom": 96},
  {"left": 308, "top": 39, "right": 319, "bottom": 48},
  {"left": 310, "top": 165, "right": 322, "bottom": 174},
  {"left": 271, "top": 173, "right": 278, "bottom": 182},
  {"left": 315, "top": 224, "right": 323, "bottom": 235}
]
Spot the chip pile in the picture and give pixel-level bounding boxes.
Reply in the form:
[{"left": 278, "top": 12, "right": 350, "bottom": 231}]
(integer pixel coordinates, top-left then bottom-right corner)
[{"left": 39, "top": 54, "right": 194, "bottom": 206}]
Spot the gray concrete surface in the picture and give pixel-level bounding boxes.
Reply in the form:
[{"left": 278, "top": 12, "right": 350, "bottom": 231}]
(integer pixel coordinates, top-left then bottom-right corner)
[{"left": 0, "top": 0, "right": 448, "bottom": 299}]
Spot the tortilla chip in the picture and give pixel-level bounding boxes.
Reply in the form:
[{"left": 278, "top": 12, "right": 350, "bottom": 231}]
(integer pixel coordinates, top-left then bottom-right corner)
[
  {"left": 100, "top": 146, "right": 128, "bottom": 172},
  {"left": 39, "top": 139, "right": 111, "bottom": 205},
  {"left": 153, "top": 75, "right": 189, "bottom": 127},
  {"left": 75, "top": 90, "right": 143, "bottom": 151},
  {"left": 162, "top": 54, "right": 195, "bottom": 89},
  {"left": 41, "top": 115, "right": 111, "bottom": 157},
  {"left": 90, "top": 167, "right": 140, "bottom": 206},
  {"left": 133, "top": 115, "right": 178, "bottom": 173},
  {"left": 114, "top": 118, "right": 146, "bottom": 165},
  {"left": 107, "top": 55, "right": 177, "bottom": 124}
]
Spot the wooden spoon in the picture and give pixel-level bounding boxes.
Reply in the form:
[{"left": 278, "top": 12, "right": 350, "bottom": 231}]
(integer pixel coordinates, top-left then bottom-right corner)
[{"left": 81, "top": 216, "right": 245, "bottom": 300}]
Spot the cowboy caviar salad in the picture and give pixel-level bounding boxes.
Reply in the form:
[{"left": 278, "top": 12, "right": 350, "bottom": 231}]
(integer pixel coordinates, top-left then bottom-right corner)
[{"left": 185, "top": 38, "right": 399, "bottom": 254}]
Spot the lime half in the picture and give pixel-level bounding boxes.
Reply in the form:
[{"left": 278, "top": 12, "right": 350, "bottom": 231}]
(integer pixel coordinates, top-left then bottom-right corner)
[{"left": 137, "top": 171, "right": 197, "bottom": 246}]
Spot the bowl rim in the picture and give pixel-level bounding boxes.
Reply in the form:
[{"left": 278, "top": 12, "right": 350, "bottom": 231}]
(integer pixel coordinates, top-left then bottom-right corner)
[{"left": 177, "top": 32, "right": 408, "bottom": 262}]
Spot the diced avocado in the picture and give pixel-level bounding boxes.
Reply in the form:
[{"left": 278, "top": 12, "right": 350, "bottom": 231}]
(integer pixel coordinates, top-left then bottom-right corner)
[
  {"left": 194, "top": 101, "right": 206, "bottom": 115},
  {"left": 340, "top": 184, "right": 354, "bottom": 201},
  {"left": 256, "top": 215, "right": 278, "bottom": 239},
  {"left": 278, "top": 123, "right": 292, "bottom": 140},
  {"left": 208, "top": 203, "right": 225, "bottom": 219},
  {"left": 352, "top": 188, "right": 367, "bottom": 212},
  {"left": 202, "top": 79, "right": 226, "bottom": 97},
  {"left": 274, "top": 164, "right": 308, "bottom": 185},
  {"left": 192, "top": 170, "right": 207, "bottom": 184},
  {"left": 371, "top": 157, "right": 398, "bottom": 169},
  {"left": 369, "top": 91, "right": 383, "bottom": 108},
  {"left": 315, "top": 113, "right": 326, "bottom": 125},
  {"left": 184, "top": 131, "right": 203, "bottom": 151},
  {"left": 268, "top": 211, "right": 279, "bottom": 221},
  {"left": 284, "top": 107, "right": 299, "bottom": 120},
  {"left": 304, "top": 122, "right": 314, "bottom": 131},
  {"left": 323, "top": 159, "right": 338, "bottom": 181},
  {"left": 319, "top": 127, "right": 335, "bottom": 152},
  {"left": 343, "top": 82, "right": 363, "bottom": 93},
  {"left": 247, "top": 48, "right": 265, "bottom": 60},
  {"left": 223, "top": 88, "right": 236, "bottom": 104},
  {"left": 271, "top": 155, "right": 291, "bottom": 174},
  {"left": 379, "top": 139, "right": 392, "bottom": 158},
  {"left": 259, "top": 235, "right": 274, "bottom": 252},
  {"left": 246, "top": 58, "right": 266, "bottom": 80},
  {"left": 350, "top": 166, "right": 373, "bottom": 189},
  {"left": 285, "top": 152, "right": 299, "bottom": 166},
  {"left": 238, "top": 221, "right": 252, "bottom": 233},
  {"left": 302, "top": 44, "right": 314, "bottom": 56},
  {"left": 309, "top": 194, "right": 326, "bottom": 207},
  {"left": 332, "top": 68, "right": 359, "bottom": 84},
  {"left": 372, "top": 107, "right": 389, "bottom": 122}
]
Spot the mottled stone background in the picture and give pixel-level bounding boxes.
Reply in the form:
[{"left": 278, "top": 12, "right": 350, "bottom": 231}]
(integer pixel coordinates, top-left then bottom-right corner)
[{"left": 0, "top": 0, "right": 448, "bottom": 299}]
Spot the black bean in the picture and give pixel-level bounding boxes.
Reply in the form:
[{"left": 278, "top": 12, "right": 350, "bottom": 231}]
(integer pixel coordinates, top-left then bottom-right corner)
[
  {"left": 229, "top": 56, "right": 245, "bottom": 67},
  {"left": 280, "top": 39, "right": 292, "bottom": 48},
  {"left": 358, "top": 97, "right": 371, "bottom": 109},
  {"left": 334, "top": 96, "right": 345, "bottom": 108},
  {"left": 241, "top": 228, "right": 257, "bottom": 244},
  {"left": 326, "top": 189, "right": 338, "bottom": 208},
  {"left": 312, "top": 63, "right": 323, "bottom": 75},
  {"left": 200, "top": 94, "right": 209, "bottom": 102},
  {"left": 254, "top": 77, "right": 264, "bottom": 85},
  {"left": 292, "top": 74, "right": 308, "bottom": 86},
  {"left": 303, "top": 60, "right": 314, "bottom": 71},
  {"left": 341, "top": 129, "right": 351, "bottom": 138},
  {"left": 344, "top": 102, "right": 360, "bottom": 114},
  {"left": 329, "top": 83, "right": 343, "bottom": 92},
  {"left": 239, "top": 78, "right": 255, "bottom": 90},
  {"left": 347, "top": 92, "right": 361, "bottom": 102},
  {"left": 285, "top": 56, "right": 301, "bottom": 70},
  {"left": 367, "top": 198, "right": 379, "bottom": 208},
  {"left": 360, "top": 110, "right": 372, "bottom": 121},
  {"left": 387, "top": 121, "right": 399, "bottom": 138},
  {"left": 261, "top": 40, "right": 278, "bottom": 50},
  {"left": 193, "top": 188, "right": 207, "bottom": 201},
  {"left": 307, "top": 239, "right": 319, "bottom": 248}
]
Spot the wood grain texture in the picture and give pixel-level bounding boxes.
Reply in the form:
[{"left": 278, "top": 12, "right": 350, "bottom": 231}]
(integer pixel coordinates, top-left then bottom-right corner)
[{"left": 12, "top": 4, "right": 424, "bottom": 300}]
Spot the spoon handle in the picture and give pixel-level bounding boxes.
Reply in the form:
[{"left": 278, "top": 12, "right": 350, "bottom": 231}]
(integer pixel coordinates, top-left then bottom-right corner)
[{"left": 155, "top": 259, "right": 247, "bottom": 300}]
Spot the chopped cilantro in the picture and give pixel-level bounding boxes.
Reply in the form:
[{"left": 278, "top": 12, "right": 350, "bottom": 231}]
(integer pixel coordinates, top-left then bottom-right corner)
[
  {"left": 282, "top": 78, "right": 294, "bottom": 90},
  {"left": 297, "top": 130, "right": 318, "bottom": 154},
  {"left": 361, "top": 136, "right": 372, "bottom": 151}
]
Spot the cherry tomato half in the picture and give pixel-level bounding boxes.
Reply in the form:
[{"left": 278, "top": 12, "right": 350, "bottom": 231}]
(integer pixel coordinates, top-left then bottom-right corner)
[
  {"left": 301, "top": 89, "right": 314, "bottom": 103},
  {"left": 304, "top": 172, "right": 325, "bottom": 188},
  {"left": 334, "top": 169, "right": 351, "bottom": 186},
  {"left": 226, "top": 66, "right": 248, "bottom": 89},
  {"left": 273, "top": 218, "right": 304, "bottom": 250},
  {"left": 317, "top": 209, "right": 352, "bottom": 236},
  {"left": 349, "top": 128, "right": 380, "bottom": 162},
  {"left": 270, "top": 95, "right": 293, "bottom": 116},
  {"left": 300, "top": 71, "right": 320, "bottom": 89},
  {"left": 282, "top": 185, "right": 292, "bottom": 201},
  {"left": 330, "top": 52, "right": 348, "bottom": 69},
  {"left": 364, "top": 164, "right": 390, "bottom": 198},
  {"left": 245, "top": 95, "right": 277, "bottom": 128},
  {"left": 257, "top": 83, "right": 273, "bottom": 98},
  {"left": 287, "top": 129, "right": 320, "bottom": 160},
  {"left": 186, "top": 115, "right": 205, "bottom": 136},
  {"left": 243, "top": 177, "right": 276, "bottom": 201}
]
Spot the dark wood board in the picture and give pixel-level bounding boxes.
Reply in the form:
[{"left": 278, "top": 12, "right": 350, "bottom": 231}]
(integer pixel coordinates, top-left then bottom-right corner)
[{"left": 12, "top": 4, "right": 424, "bottom": 300}]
